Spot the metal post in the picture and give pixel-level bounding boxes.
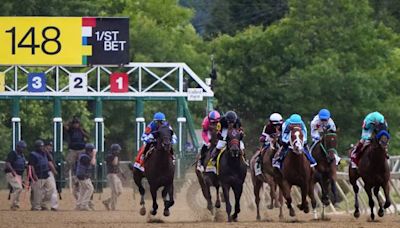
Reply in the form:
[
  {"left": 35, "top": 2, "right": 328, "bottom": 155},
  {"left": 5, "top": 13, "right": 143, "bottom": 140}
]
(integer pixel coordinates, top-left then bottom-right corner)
[
  {"left": 177, "top": 98, "right": 185, "bottom": 157},
  {"left": 135, "top": 98, "right": 145, "bottom": 152},
  {"left": 95, "top": 98, "right": 104, "bottom": 192},
  {"left": 11, "top": 98, "right": 20, "bottom": 150},
  {"left": 53, "top": 97, "right": 64, "bottom": 191}
]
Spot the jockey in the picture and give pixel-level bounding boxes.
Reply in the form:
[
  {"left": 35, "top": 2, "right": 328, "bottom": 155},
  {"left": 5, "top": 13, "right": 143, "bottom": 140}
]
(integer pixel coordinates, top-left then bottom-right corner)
[
  {"left": 255, "top": 113, "right": 284, "bottom": 175},
  {"left": 350, "top": 111, "right": 388, "bottom": 168},
  {"left": 133, "top": 112, "right": 177, "bottom": 171},
  {"left": 197, "top": 110, "right": 221, "bottom": 171},
  {"left": 310, "top": 109, "right": 341, "bottom": 165},
  {"left": 272, "top": 114, "right": 317, "bottom": 168},
  {"left": 209, "top": 111, "right": 245, "bottom": 167}
]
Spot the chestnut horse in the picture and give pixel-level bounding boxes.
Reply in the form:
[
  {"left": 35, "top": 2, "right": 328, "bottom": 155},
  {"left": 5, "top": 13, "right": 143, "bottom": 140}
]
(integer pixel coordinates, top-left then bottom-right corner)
[
  {"left": 274, "top": 125, "right": 316, "bottom": 217},
  {"left": 250, "top": 136, "right": 283, "bottom": 220},
  {"left": 218, "top": 127, "right": 247, "bottom": 222},
  {"left": 349, "top": 122, "right": 391, "bottom": 220},
  {"left": 195, "top": 123, "right": 221, "bottom": 214}
]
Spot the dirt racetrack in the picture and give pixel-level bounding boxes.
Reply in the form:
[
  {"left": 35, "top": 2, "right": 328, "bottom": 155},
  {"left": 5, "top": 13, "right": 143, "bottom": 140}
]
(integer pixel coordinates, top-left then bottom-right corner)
[{"left": 0, "top": 172, "right": 399, "bottom": 228}]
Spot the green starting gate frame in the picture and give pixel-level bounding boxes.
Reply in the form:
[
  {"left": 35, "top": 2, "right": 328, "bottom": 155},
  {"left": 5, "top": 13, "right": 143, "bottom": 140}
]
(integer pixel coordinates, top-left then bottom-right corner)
[{"left": 0, "top": 62, "right": 214, "bottom": 191}]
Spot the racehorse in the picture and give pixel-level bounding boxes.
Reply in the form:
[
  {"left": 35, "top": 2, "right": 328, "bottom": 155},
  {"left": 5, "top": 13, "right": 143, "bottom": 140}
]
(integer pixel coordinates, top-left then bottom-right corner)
[
  {"left": 311, "top": 130, "right": 339, "bottom": 216},
  {"left": 133, "top": 125, "right": 175, "bottom": 217},
  {"left": 250, "top": 136, "right": 283, "bottom": 220},
  {"left": 195, "top": 123, "right": 221, "bottom": 214},
  {"left": 349, "top": 122, "right": 391, "bottom": 220},
  {"left": 274, "top": 125, "right": 316, "bottom": 217},
  {"left": 218, "top": 127, "right": 247, "bottom": 222}
]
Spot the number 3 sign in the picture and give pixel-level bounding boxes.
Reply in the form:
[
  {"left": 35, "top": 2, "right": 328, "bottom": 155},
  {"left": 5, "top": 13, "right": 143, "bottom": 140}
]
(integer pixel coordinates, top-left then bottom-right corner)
[
  {"left": 69, "top": 73, "right": 87, "bottom": 93},
  {"left": 110, "top": 72, "right": 128, "bottom": 93},
  {"left": 28, "top": 73, "right": 46, "bottom": 92}
]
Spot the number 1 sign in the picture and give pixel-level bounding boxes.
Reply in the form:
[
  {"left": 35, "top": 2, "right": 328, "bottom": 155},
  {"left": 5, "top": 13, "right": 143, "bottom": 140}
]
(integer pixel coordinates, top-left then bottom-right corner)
[
  {"left": 69, "top": 73, "right": 87, "bottom": 93},
  {"left": 110, "top": 72, "right": 128, "bottom": 93}
]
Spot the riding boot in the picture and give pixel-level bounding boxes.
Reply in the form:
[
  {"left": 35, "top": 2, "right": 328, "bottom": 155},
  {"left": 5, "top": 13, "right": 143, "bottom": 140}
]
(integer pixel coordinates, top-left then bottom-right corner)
[
  {"left": 198, "top": 145, "right": 208, "bottom": 168},
  {"left": 210, "top": 148, "right": 221, "bottom": 166},
  {"left": 304, "top": 145, "right": 317, "bottom": 167}
]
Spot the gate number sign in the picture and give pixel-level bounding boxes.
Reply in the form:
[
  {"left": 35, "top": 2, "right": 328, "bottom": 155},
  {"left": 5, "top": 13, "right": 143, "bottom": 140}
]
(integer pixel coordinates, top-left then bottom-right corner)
[
  {"left": 28, "top": 73, "right": 46, "bottom": 92},
  {"left": 0, "top": 17, "right": 129, "bottom": 65}
]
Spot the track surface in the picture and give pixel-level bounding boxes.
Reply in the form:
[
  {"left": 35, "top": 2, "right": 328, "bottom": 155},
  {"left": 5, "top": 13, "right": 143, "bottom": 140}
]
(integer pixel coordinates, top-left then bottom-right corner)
[{"left": 0, "top": 172, "right": 399, "bottom": 228}]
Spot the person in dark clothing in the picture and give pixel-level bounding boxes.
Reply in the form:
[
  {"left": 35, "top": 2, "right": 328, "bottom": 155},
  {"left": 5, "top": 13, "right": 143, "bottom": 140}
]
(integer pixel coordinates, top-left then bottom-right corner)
[
  {"left": 75, "top": 143, "right": 96, "bottom": 211},
  {"left": 43, "top": 141, "right": 59, "bottom": 211},
  {"left": 5, "top": 140, "right": 27, "bottom": 210},
  {"left": 102, "top": 144, "right": 124, "bottom": 211},
  {"left": 29, "top": 139, "right": 55, "bottom": 211},
  {"left": 63, "top": 116, "right": 90, "bottom": 200}
]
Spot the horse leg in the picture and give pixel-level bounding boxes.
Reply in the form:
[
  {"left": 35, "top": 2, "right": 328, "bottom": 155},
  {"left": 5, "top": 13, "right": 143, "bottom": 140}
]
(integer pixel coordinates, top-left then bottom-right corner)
[
  {"left": 266, "top": 177, "right": 276, "bottom": 210},
  {"left": 284, "top": 182, "right": 295, "bottom": 217},
  {"left": 134, "top": 171, "right": 146, "bottom": 216},
  {"left": 204, "top": 180, "right": 213, "bottom": 212},
  {"left": 150, "top": 185, "right": 158, "bottom": 216},
  {"left": 383, "top": 181, "right": 392, "bottom": 209},
  {"left": 278, "top": 187, "right": 284, "bottom": 219},
  {"left": 308, "top": 180, "right": 317, "bottom": 220},
  {"left": 365, "top": 185, "right": 375, "bottom": 221},
  {"left": 320, "top": 174, "right": 330, "bottom": 206},
  {"left": 215, "top": 185, "right": 221, "bottom": 209},
  {"left": 374, "top": 186, "right": 384, "bottom": 217},
  {"left": 163, "top": 184, "right": 174, "bottom": 217},
  {"left": 349, "top": 168, "right": 360, "bottom": 218},
  {"left": 330, "top": 178, "right": 339, "bottom": 207},
  {"left": 298, "top": 184, "right": 309, "bottom": 214},
  {"left": 253, "top": 180, "right": 262, "bottom": 221},
  {"left": 222, "top": 184, "right": 232, "bottom": 222},
  {"left": 232, "top": 184, "right": 243, "bottom": 222}
]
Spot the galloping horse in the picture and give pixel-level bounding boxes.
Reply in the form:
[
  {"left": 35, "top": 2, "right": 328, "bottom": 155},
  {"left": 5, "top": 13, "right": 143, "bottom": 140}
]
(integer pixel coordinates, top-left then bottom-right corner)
[
  {"left": 311, "top": 130, "right": 339, "bottom": 210},
  {"left": 218, "top": 127, "right": 247, "bottom": 222},
  {"left": 274, "top": 125, "right": 316, "bottom": 217},
  {"left": 349, "top": 123, "right": 391, "bottom": 220},
  {"left": 250, "top": 135, "right": 283, "bottom": 220},
  {"left": 133, "top": 125, "right": 175, "bottom": 217},
  {"left": 195, "top": 123, "right": 221, "bottom": 213}
]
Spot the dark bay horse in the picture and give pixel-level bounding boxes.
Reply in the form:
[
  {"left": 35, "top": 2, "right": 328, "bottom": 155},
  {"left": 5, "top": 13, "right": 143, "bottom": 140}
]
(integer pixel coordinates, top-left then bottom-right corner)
[
  {"left": 218, "top": 128, "right": 247, "bottom": 222},
  {"left": 195, "top": 123, "right": 221, "bottom": 214},
  {"left": 311, "top": 130, "right": 339, "bottom": 216},
  {"left": 250, "top": 136, "right": 283, "bottom": 220},
  {"left": 274, "top": 125, "right": 316, "bottom": 217},
  {"left": 133, "top": 125, "right": 175, "bottom": 217},
  {"left": 349, "top": 123, "right": 391, "bottom": 220}
]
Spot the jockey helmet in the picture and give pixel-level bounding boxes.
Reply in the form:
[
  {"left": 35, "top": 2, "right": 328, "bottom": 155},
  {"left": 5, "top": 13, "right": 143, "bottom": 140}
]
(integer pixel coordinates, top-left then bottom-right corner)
[
  {"left": 225, "top": 111, "right": 237, "bottom": 124},
  {"left": 153, "top": 112, "right": 166, "bottom": 121},
  {"left": 289, "top": 114, "right": 302, "bottom": 124},
  {"left": 111, "top": 143, "right": 122, "bottom": 152},
  {"left": 371, "top": 111, "right": 384, "bottom": 124},
  {"left": 318, "top": 109, "right": 331, "bottom": 120},
  {"left": 85, "top": 143, "right": 95, "bottom": 151},
  {"left": 208, "top": 110, "right": 221, "bottom": 123},
  {"left": 269, "top": 113, "right": 283, "bottom": 125},
  {"left": 16, "top": 140, "right": 27, "bottom": 149}
]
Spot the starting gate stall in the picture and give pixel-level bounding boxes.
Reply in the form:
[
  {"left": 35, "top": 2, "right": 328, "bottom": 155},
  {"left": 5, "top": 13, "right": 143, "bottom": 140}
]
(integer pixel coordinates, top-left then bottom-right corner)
[{"left": 0, "top": 16, "right": 214, "bottom": 192}]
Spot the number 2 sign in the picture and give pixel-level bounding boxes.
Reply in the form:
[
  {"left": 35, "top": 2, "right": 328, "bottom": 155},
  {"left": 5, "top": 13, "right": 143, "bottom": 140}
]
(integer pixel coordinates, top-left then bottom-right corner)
[
  {"left": 69, "top": 73, "right": 87, "bottom": 93},
  {"left": 28, "top": 73, "right": 46, "bottom": 92},
  {"left": 110, "top": 73, "right": 128, "bottom": 93}
]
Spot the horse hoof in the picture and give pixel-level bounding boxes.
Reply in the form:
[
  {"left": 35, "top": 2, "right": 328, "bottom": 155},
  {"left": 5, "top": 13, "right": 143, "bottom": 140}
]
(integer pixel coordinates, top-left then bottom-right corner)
[
  {"left": 150, "top": 209, "right": 157, "bottom": 216},
  {"left": 207, "top": 203, "right": 213, "bottom": 212},
  {"left": 384, "top": 201, "right": 391, "bottom": 209},
  {"left": 268, "top": 204, "right": 274, "bottom": 210},
  {"left": 354, "top": 210, "right": 360, "bottom": 218},
  {"left": 163, "top": 209, "right": 170, "bottom": 217},
  {"left": 256, "top": 215, "right": 261, "bottom": 221},
  {"left": 140, "top": 207, "right": 146, "bottom": 216},
  {"left": 378, "top": 208, "right": 384, "bottom": 217},
  {"left": 304, "top": 206, "right": 310, "bottom": 214},
  {"left": 370, "top": 213, "right": 375, "bottom": 221},
  {"left": 289, "top": 208, "right": 295, "bottom": 217},
  {"left": 215, "top": 201, "right": 221, "bottom": 209},
  {"left": 297, "top": 204, "right": 304, "bottom": 211},
  {"left": 227, "top": 216, "right": 232, "bottom": 222}
]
